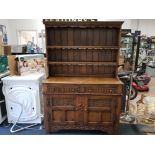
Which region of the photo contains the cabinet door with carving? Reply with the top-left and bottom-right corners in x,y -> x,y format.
45,95 -> 84,126
84,96 -> 117,127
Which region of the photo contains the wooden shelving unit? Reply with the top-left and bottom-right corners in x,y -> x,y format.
43,20 -> 123,134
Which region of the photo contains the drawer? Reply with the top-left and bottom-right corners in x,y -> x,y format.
43,84 -> 123,95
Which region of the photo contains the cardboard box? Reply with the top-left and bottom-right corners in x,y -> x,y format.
0,36 -> 11,55
0,36 -> 4,55
7,55 -> 18,75
7,55 -> 48,76
3,45 -> 11,55
0,47 -> 4,55
0,36 -> 2,46
16,54 -> 47,77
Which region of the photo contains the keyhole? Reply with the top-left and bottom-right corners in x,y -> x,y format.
10,87 -> 13,90
11,107 -> 13,110
29,87 -> 32,89
32,107 -> 35,111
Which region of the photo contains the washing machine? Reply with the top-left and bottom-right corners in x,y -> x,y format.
2,73 -> 45,124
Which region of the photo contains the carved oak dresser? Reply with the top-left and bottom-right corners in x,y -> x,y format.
43,20 -> 123,134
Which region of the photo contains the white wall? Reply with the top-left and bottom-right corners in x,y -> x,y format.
0,19 -> 45,45
137,19 -> 155,36
126,19 -> 139,32
8,19 -> 44,45
0,19 -> 11,44
98,19 -> 138,31
1,19 -> 155,45
122,19 -> 155,36
98,19 -> 155,36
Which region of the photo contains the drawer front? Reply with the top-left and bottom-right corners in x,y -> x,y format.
43,84 -> 122,95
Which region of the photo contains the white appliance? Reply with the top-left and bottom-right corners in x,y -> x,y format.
2,73 -> 45,124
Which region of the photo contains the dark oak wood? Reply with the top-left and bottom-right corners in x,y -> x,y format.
48,62 -> 117,65
47,46 -> 119,49
43,77 -> 122,84
43,21 -> 123,134
43,20 -> 123,28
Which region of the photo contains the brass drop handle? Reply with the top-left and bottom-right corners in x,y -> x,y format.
84,105 -> 87,111
76,103 -> 82,110
88,89 -> 92,92
76,104 -> 86,111
77,103 -> 82,107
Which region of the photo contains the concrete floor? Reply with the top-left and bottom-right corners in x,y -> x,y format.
128,77 -> 155,134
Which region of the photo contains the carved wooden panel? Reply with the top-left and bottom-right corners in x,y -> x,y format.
46,95 -> 85,126
84,96 -> 116,126
49,124 -> 114,134
88,97 -> 112,107
45,84 -> 122,95
43,83 -> 122,133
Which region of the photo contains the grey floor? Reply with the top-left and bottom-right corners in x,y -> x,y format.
0,120 -> 145,135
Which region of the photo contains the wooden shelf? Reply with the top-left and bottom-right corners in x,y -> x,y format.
43,77 -> 122,84
48,61 -> 117,66
47,46 -> 119,50
46,74 -> 115,77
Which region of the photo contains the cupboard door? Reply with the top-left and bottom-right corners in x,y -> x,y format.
84,96 -> 117,127
50,95 -> 76,125
46,95 -> 84,126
